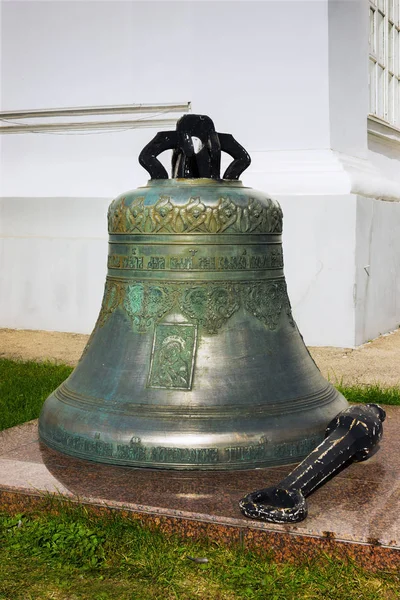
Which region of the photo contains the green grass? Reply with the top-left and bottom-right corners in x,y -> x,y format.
0,359 -> 399,598
0,503 -> 398,600
336,382 -> 400,406
0,358 -> 73,431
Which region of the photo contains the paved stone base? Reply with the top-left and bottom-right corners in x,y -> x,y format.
0,408 -> 399,571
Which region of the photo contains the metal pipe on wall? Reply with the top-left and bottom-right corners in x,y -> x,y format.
0,118 -> 182,134
0,102 -> 191,120
0,102 -> 191,134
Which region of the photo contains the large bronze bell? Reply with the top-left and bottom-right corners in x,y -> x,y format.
39,115 -> 347,470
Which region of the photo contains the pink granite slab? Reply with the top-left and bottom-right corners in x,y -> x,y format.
0,408 -> 399,570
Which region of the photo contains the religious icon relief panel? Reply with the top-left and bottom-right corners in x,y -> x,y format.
147,323 -> 198,390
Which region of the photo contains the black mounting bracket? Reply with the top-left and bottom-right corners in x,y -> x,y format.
239,404 -> 386,523
138,114 -> 251,181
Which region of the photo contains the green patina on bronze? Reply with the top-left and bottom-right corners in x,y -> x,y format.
107,243 -> 283,272
108,194 -> 283,235
92,183 -> 292,340
41,422 -> 322,468
39,116 -> 348,470
96,278 -> 293,335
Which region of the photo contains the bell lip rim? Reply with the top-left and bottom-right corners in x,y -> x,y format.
142,178 -> 246,187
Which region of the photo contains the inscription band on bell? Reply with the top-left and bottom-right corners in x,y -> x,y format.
107,243 -> 284,272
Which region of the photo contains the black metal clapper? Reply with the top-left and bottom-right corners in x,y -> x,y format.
139,114 -> 251,180
240,404 -> 386,523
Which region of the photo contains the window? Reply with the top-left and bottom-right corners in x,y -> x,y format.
369,0 -> 400,127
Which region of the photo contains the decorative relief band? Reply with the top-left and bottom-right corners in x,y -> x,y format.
40,423 -> 321,466
107,245 -> 284,272
108,195 -> 283,235
96,278 -> 295,334
56,381 -> 336,418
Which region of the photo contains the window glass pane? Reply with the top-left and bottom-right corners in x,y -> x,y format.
389,24 -> 394,70
388,73 -> 394,121
395,78 -> 400,126
378,11 -> 386,64
389,0 -> 394,21
377,65 -> 385,117
370,8 -> 376,54
368,2 -> 400,126
369,59 -> 377,115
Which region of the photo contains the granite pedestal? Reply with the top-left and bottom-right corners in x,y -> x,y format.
0,406 -> 399,571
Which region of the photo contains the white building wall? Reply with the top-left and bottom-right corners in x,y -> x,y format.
280,194 -> 357,348
368,134 -> 400,188
1,0 -> 400,346
359,131 -> 400,345
355,195 -> 400,345
1,0 -> 332,198
327,0 -> 369,159
0,197 -> 109,333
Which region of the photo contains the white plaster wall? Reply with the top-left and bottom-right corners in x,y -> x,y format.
0,0 -> 335,341
1,1 -> 331,198
1,1 -> 192,108
1,0 -> 399,347
362,130 -> 400,346
368,136 -> 400,189
0,0 -> 191,198
327,0 -> 369,159
355,196 -> 400,345
188,0 -> 330,152
0,198 -> 109,333
280,194 -> 357,348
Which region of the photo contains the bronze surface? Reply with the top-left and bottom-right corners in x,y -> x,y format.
39,178 -> 347,469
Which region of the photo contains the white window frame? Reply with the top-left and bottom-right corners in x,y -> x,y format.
369,0 -> 400,129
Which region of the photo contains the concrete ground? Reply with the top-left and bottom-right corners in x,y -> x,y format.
0,327 -> 399,387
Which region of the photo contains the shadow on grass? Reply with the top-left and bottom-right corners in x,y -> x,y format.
0,358 -> 73,431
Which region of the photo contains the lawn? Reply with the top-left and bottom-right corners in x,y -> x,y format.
0,502 -> 399,600
0,358 -> 399,599
0,358 -> 73,431
336,381 -> 400,406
